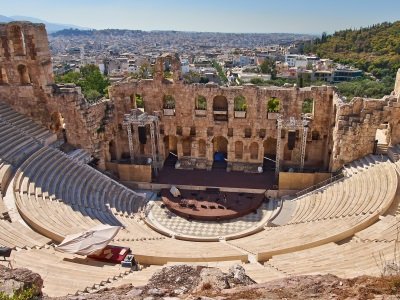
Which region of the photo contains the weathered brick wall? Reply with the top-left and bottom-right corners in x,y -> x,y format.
330,94 -> 400,171
109,65 -> 335,172
0,22 -> 54,125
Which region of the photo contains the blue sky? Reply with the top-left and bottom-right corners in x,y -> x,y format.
2,0 -> 400,34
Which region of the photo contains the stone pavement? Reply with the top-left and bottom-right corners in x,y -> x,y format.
146,199 -> 276,239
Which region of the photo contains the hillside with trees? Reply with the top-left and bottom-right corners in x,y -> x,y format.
304,21 -> 400,79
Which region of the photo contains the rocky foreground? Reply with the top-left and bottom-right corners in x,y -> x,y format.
1,264 -> 400,299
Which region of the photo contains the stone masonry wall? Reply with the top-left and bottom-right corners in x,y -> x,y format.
330,94 -> 400,171
1,22 -> 400,176
109,77 -> 335,172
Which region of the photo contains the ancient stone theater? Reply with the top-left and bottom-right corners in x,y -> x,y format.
1,22 -> 400,297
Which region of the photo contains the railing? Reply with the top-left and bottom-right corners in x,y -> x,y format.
293,172 -> 345,200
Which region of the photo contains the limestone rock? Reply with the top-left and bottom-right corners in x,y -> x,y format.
0,265 -> 43,297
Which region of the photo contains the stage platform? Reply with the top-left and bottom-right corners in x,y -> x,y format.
161,188 -> 265,221
154,166 -> 276,190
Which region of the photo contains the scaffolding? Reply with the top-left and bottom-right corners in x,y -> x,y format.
122,109 -> 162,175
276,115 -> 309,176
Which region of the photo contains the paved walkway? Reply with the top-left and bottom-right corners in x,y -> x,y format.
146,199 -> 276,239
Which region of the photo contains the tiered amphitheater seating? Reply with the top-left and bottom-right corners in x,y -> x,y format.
0,219 -> 50,248
12,145 -> 246,265
286,160 -> 396,224
0,103 -> 54,249
228,159 -> 397,261
351,158 -> 400,243
0,102 -> 56,146
7,248 -> 134,297
388,144 -> 400,162
0,120 -> 44,167
266,240 -> 397,278
343,154 -> 388,176
3,96 -> 400,295
113,238 -> 248,265
13,146 -> 163,242
0,160 -> 12,195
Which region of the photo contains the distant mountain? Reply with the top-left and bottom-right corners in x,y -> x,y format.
0,15 -> 91,33
0,15 -> 15,23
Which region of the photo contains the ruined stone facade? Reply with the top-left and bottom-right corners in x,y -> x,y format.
1,22 -> 399,177
0,22 -> 113,169
109,66 -> 335,172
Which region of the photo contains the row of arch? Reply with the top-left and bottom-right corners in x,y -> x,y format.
163,135 -> 278,161
0,64 -> 30,85
158,94 -> 314,114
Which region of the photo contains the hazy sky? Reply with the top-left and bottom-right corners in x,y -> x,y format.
2,0 -> 400,34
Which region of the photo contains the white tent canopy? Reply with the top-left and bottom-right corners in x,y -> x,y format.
56,224 -> 121,256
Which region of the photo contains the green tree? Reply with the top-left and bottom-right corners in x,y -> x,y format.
259,58 -> 277,79
211,60 -> 228,84
55,64 -> 110,102
250,78 -> 265,85
336,77 -> 394,100
234,95 -> 247,111
267,97 -> 280,112
183,71 -> 201,84
85,89 -> 101,101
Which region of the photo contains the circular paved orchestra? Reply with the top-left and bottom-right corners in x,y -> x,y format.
161,188 -> 265,221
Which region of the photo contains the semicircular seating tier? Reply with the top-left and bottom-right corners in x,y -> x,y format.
0,102 -> 57,249
228,159 -> 398,261
266,166 -> 400,280
7,247 -> 134,297
13,146 -> 164,242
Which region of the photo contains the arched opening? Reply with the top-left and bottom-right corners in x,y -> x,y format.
234,95 -> 247,118
213,95 -> 228,110
198,139 -> 206,157
164,135 -> 178,156
135,94 -> 144,108
263,137 -> 277,157
182,137 -> 192,156
212,136 -> 228,169
163,135 -> 178,166
17,65 -> 30,84
196,95 -> 207,110
213,96 -> 228,121
109,140 -> 117,161
0,67 -> 8,84
267,97 -> 280,119
163,95 -> 175,116
302,98 -> 314,115
9,25 -> 25,56
374,123 -> 390,154
263,137 -> 277,170
163,94 -> 175,109
235,141 -> 244,159
213,95 -> 228,121
250,142 -> 259,160
163,58 -> 173,79
234,95 -> 247,111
